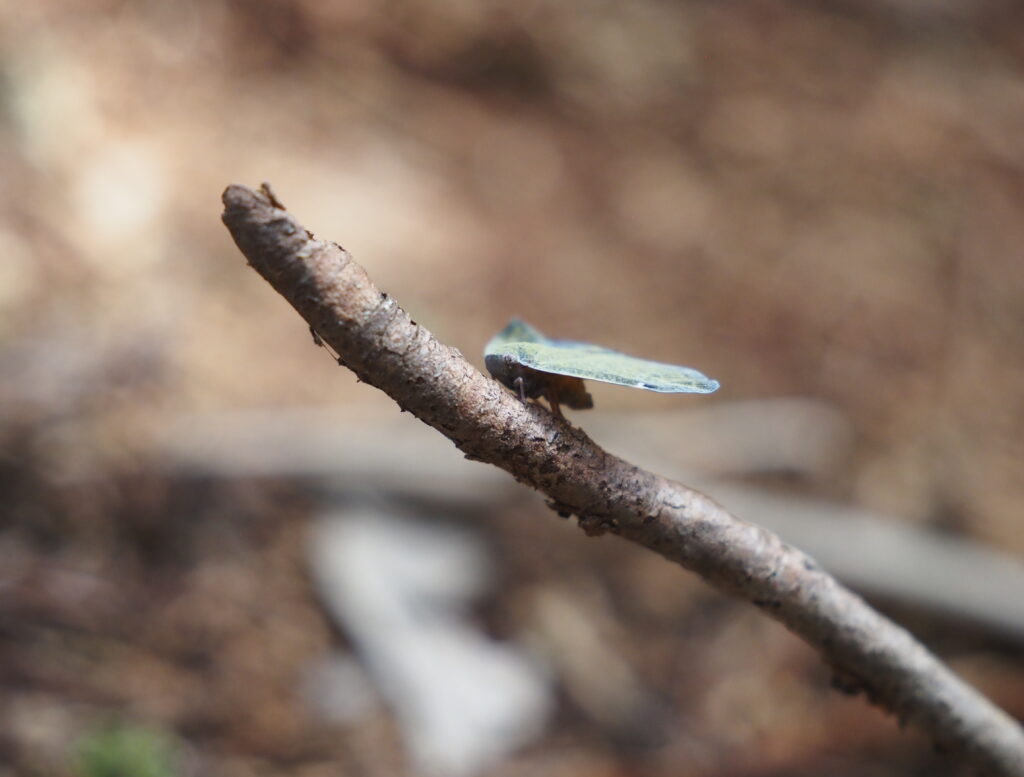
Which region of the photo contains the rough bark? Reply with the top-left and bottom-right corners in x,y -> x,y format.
222,183 -> 1024,776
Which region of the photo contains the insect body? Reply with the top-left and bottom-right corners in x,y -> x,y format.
484,318 -> 719,418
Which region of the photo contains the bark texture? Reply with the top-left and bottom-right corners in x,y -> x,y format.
222,183 -> 1024,776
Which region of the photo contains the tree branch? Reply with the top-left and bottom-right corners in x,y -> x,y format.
221,183 -> 1024,776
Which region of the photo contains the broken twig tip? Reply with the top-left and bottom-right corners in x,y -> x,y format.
260,182 -> 286,210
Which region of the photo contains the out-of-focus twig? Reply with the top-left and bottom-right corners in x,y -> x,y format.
157,408 -> 1024,644
221,183 -> 1024,776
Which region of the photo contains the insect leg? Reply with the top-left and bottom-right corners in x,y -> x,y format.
544,386 -> 564,419
513,376 -> 528,403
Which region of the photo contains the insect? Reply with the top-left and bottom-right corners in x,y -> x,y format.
484,318 -> 719,418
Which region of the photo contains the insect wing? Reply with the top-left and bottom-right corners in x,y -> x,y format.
506,341 -> 720,394
484,318 -> 546,356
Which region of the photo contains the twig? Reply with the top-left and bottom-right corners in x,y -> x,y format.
221,183 -> 1024,776
156,408 -> 1024,643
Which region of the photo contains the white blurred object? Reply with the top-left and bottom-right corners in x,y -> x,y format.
160,402 -> 1024,643
302,653 -> 380,724
308,507 -> 552,777
585,399 -> 850,479
162,408 -> 510,502
702,482 -> 1024,643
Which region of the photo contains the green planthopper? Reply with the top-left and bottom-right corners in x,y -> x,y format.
484,318 -> 719,418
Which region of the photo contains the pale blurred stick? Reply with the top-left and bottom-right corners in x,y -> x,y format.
221,183 -> 1024,776
157,408 -> 1024,643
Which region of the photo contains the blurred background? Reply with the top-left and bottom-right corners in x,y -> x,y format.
2,1 -> 1024,775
